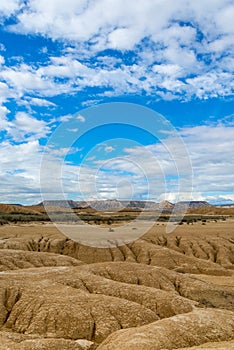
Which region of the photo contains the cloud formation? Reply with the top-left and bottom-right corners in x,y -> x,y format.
1,111 -> 51,142
0,120 -> 233,204
0,1 -> 233,204
0,0 -> 233,102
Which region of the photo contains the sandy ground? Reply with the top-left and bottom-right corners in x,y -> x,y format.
0,218 -> 233,349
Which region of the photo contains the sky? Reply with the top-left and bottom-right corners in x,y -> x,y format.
0,0 -> 233,205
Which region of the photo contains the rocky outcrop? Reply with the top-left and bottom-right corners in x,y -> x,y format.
0,332 -> 95,349
38,200 -> 78,209
0,249 -> 84,271
97,309 -> 234,350
1,234 -> 232,274
177,340 -> 234,349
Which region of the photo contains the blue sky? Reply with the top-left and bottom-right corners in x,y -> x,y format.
0,0 -> 233,205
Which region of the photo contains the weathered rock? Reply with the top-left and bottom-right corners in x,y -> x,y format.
0,249 -> 84,271
82,262 -> 234,310
1,225 -> 233,274
3,284 -> 158,344
0,222 -> 233,350
0,332 -> 95,349
97,309 -> 234,350
177,340 -> 234,349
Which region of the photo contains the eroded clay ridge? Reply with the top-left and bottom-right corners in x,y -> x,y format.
97,308 -> 234,350
0,260 -> 233,348
0,222 -> 233,349
0,224 -> 233,273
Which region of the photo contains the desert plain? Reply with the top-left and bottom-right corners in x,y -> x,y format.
0,213 -> 233,349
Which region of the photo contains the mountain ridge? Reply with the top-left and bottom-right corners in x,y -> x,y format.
37,199 -> 211,211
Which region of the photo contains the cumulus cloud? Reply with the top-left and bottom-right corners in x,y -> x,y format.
0,52 -> 232,103
0,0 -> 232,102
26,97 -> 56,107
0,1 -> 233,204
2,111 -> 51,142
58,115 -> 73,122
0,120 -> 233,204
6,0 -> 233,46
0,105 -> 9,120
0,82 -> 11,103
179,124 -> 234,194
78,123 -> 234,203
0,140 -> 44,203
0,0 -> 22,19
77,115 -> 86,122
0,55 -> 5,65
0,43 -> 6,51
104,145 -> 115,153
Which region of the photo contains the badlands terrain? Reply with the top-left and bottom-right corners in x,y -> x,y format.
0,204 -> 233,349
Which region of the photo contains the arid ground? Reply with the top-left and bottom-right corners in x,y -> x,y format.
0,218 -> 233,349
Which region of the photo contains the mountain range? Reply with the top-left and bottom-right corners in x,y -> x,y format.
38,199 -> 211,211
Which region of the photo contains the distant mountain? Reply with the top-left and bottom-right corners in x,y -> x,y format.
174,201 -> 211,211
158,200 -> 175,209
38,200 -> 78,209
74,199 -> 174,211
36,199 -> 212,212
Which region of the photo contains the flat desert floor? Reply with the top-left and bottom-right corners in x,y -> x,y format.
0,219 -> 233,349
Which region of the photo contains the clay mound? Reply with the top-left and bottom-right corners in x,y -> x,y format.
16,340 -> 95,350
97,308 -> 234,350
2,261 -> 232,315
4,286 -> 158,344
177,340 -> 234,349
188,206 -> 234,215
1,235 -> 230,275
53,268 -> 195,319
24,205 -> 47,213
128,240 -> 231,274
0,263 -> 195,342
0,332 -> 95,350
0,204 -> 40,215
82,262 -> 234,310
146,233 -> 234,269
0,222 -> 234,349
0,249 -> 84,271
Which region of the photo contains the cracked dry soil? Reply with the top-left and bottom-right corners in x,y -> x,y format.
0,219 -> 233,349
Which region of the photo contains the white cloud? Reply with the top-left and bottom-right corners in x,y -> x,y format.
2,111 -> 51,142
0,82 -> 11,104
215,4 -> 234,34
0,120 -> 233,204
0,13 -> 233,104
0,43 -> 6,51
104,145 -> 115,153
0,0 -> 22,19
108,27 -> 143,50
179,124 -> 234,194
58,115 -> 73,122
0,1 -> 232,204
77,114 -> 85,122
0,64 -> 58,95
0,55 -> 5,65
5,1 -> 233,50
0,51 -> 232,103
0,105 -> 9,121
0,140 -> 44,203
0,0 -> 231,102
67,128 -> 79,133
80,122 -> 234,203
27,97 -> 56,107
